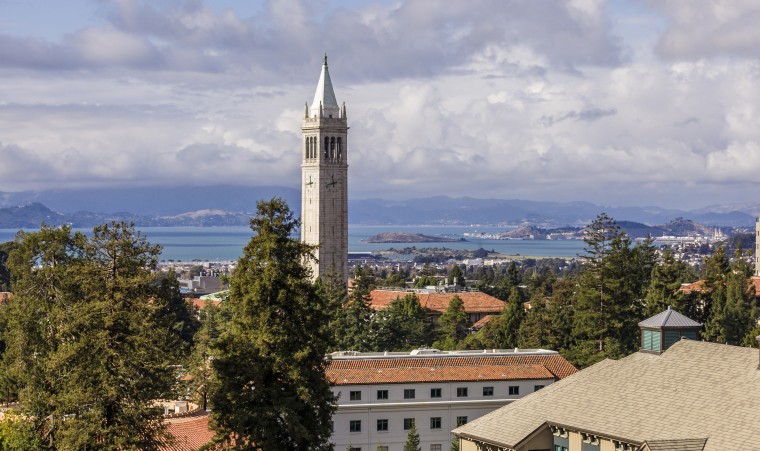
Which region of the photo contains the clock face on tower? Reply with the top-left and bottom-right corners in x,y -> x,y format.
326,174 -> 337,188
305,176 -> 314,187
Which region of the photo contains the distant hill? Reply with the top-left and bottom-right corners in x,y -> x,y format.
0,186 -> 756,228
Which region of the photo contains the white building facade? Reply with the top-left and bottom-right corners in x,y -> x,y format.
327,349 -> 577,451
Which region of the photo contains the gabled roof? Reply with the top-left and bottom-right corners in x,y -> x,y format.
454,340 -> 760,450
369,290 -> 505,314
471,314 -> 494,330
638,306 -> 702,328
310,55 -> 339,117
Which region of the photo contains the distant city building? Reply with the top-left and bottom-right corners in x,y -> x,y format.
301,55 -> 349,282
328,348 -> 576,451
454,309 -> 760,451
756,214 -> 759,276
369,289 -> 505,324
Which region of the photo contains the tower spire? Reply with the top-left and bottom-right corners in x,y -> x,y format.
310,54 -> 339,118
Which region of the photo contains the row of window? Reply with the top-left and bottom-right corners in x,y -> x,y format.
350,445 -> 442,451
347,384 -> 545,401
348,416 -> 468,433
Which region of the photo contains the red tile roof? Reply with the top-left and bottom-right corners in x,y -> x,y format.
369,290 -> 505,314
470,315 -> 494,330
680,276 -> 760,295
327,354 -> 577,385
163,411 -> 215,451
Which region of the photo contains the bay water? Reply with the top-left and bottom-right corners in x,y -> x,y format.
0,225 -> 586,262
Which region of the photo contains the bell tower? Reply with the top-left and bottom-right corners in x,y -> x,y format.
301,55 -> 349,282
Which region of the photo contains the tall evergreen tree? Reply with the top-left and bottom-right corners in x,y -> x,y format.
211,198 -> 335,450
371,294 -> 432,351
433,295 -> 470,349
518,291 -> 550,348
569,213 -> 653,367
2,223 -> 184,449
448,264 -> 465,287
643,249 -> 695,317
704,245 -> 756,345
403,423 -> 421,451
474,287 -> 524,349
330,265 -> 373,351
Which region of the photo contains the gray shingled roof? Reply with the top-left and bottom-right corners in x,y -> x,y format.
453,340 -> 759,450
643,438 -> 707,451
638,306 -> 702,328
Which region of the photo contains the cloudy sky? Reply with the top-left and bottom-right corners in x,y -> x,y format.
1,0 -> 759,210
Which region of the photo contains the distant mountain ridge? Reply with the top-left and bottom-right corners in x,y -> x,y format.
0,186 -> 756,228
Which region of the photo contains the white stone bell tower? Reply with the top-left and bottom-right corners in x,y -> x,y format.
301,55 -> 349,282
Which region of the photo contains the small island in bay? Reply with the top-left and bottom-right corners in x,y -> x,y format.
362,232 -> 466,243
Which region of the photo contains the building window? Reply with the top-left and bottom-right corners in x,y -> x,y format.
349,420 -> 361,433
456,416 -> 468,426
349,391 -> 361,401
404,389 -> 415,399
403,418 -> 415,430
377,419 -> 388,431
483,386 -> 494,396
509,386 -> 520,396
430,445 -> 442,451
430,388 -> 442,398
377,389 -> 388,400
534,385 -> 545,392
430,417 -> 441,429
456,387 -> 468,397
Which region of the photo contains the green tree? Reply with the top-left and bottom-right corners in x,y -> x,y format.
568,213 -> 654,367
187,302 -> 227,411
643,249 -> 695,318
404,423 -> 421,451
0,410 -> 43,450
450,435 -> 460,451
472,287 -> 524,349
0,241 -> 18,292
2,223 -> 183,449
330,265 -> 373,351
371,294 -> 432,351
704,245 -> 756,345
210,198 -> 335,450
518,291 -> 550,348
433,295 -> 470,349
448,264 -> 465,287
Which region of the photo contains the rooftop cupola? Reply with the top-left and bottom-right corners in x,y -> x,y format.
638,306 -> 702,354
310,54 -> 340,118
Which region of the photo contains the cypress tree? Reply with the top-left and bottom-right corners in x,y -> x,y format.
404,423 -> 421,451
434,295 -> 470,349
211,198 -> 335,449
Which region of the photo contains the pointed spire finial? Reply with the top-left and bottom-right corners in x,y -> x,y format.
324,53 -> 328,66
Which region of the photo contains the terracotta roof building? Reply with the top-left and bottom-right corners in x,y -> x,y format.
369,289 -> 505,323
163,410 -> 215,451
454,309 -> 760,451
328,348 -> 576,451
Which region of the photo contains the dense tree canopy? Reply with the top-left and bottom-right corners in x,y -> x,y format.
1,223 -> 190,449
211,198 -> 335,450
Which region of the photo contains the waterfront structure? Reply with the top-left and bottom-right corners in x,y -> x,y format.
328,348 -> 576,451
301,55 -> 349,282
453,309 -> 760,451
369,289 -> 505,324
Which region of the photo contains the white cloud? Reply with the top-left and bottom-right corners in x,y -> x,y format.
0,0 -> 759,210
